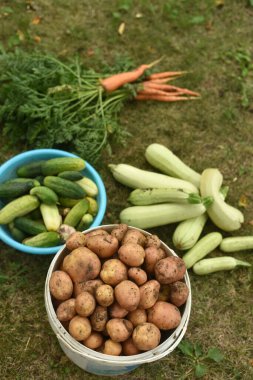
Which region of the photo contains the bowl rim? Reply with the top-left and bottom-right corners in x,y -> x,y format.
0,149 -> 107,254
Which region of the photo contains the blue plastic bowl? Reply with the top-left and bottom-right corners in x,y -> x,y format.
0,149 -> 107,255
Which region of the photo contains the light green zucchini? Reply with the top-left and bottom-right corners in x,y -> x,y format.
145,143 -> 201,188
182,232 -> 223,269
172,213 -> 208,251
220,236 -> 253,252
193,256 -> 251,275
119,203 -> 207,229
128,188 -> 202,206
200,168 -> 244,231
109,164 -> 198,194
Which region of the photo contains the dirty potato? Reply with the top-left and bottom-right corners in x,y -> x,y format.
74,279 -> 104,297
118,243 -> 145,267
114,280 -> 140,311
128,267 -> 147,286
90,306 -> 108,332
69,316 -> 92,341
103,339 -> 122,356
147,301 -> 181,330
144,246 -> 167,274
132,323 -> 161,351
49,270 -> 73,301
62,247 -> 101,283
138,280 -> 160,309
86,234 -> 119,259
75,291 -> 96,317
122,229 -> 146,246
83,332 -> 104,350
100,259 -> 127,286
56,298 -> 76,321
106,318 -> 133,342
95,284 -> 114,307
66,231 -> 86,251
111,224 -> 128,242
154,256 -> 186,284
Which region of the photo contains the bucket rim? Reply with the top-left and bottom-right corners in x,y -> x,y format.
45,224 -> 192,364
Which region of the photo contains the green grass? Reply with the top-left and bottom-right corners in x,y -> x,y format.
1,0 -> 253,379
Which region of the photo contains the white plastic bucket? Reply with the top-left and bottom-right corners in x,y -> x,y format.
45,225 -> 192,376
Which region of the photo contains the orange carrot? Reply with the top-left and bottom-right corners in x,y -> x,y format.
146,71 -> 187,80
100,57 -> 162,92
135,94 -> 197,102
142,81 -> 200,97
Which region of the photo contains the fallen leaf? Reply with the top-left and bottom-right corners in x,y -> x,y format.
248,220 -> 253,226
17,30 -> 25,41
205,20 -> 213,31
86,48 -> 94,57
215,0 -> 224,7
238,194 -> 248,208
33,35 -> 41,43
249,359 -> 253,367
31,15 -> 41,25
118,22 -> 125,35
135,12 -> 143,18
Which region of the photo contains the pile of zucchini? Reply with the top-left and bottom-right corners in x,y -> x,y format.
109,143 -> 252,275
0,157 -> 99,248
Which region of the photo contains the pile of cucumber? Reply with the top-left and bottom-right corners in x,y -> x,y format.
0,157 -> 99,248
109,143 -> 252,275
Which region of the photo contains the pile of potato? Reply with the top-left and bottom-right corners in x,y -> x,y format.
49,225 -> 189,356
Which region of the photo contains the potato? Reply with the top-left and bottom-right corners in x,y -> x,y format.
100,259 -> 127,286
90,306 -> 108,332
168,281 -> 189,307
118,243 -> 145,267
62,247 -> 101,283
109,302 -> 128,318
69,315 -> 92,341
106,318 -> 133,342
154,256 -> 186,284
66,232 -> 86,251
103,339 -> 122,356
86,234 -> 119,259
147,301 -> 181,330
122,338 -> 141,355
144,246 -> 167,274
49,270 -> 73,301
74,279 -> 104,297
139,280 -> 160,309
75,291 -> 96,317
83,332 -> 104,349
114,280 -> 140,311
122,229 -> 146,246
111,224 -> 128,242
132,323 -> 161,351
127,309 -> 147,327
85,229 -> 108,238
128,267 -> 147,286
145,234 -> 161,248
95,284 -> 114,307
56,298 -> 76,321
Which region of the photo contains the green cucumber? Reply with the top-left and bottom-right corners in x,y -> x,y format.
14,217 -> 47,235
40,203 -> 62,231
64,199 -> 89,227
6,178 -> 40,187
0,195 -> 40,224
23,231 -> 61,247
58,197 -> 80,207
0,181 -> 34,198
16,160 -> 44,178
44,176 -> 85,199
30,186 -> 59,204
76,177 -> 98,197
58,171 -> 84,181
8,223 -> 26,242
42,157 -> 85,176
77,213 -> 93,231
86,196 -> 98,216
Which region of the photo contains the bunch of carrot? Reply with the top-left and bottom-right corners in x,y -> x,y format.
100,58 -> 200,102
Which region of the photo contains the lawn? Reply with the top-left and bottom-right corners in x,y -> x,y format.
0,1 -> 253,379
